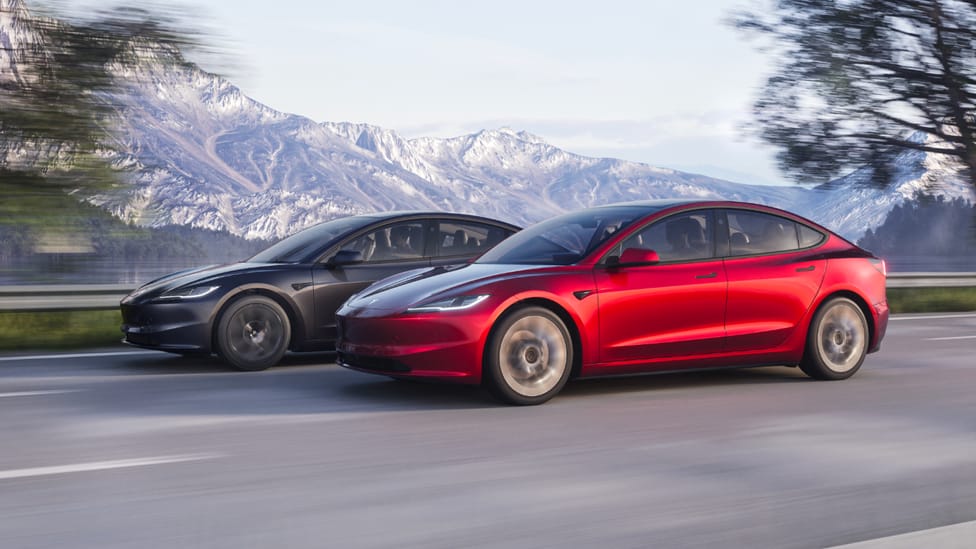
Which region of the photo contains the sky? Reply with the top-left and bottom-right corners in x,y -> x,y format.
73,0 -> 785,185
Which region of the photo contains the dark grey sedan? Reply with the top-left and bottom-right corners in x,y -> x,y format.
120,212 -> 519,370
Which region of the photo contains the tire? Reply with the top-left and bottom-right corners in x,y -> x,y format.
800,297 -> 868,380
484,306 -> 573,405
216,295 -> 291,371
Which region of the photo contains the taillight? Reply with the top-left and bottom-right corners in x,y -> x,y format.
869,258 -> 887,277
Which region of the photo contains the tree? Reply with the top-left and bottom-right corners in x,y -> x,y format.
0,0 -> 204,236
734,0 -> 976,188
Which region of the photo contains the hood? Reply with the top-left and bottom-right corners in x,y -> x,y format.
344,263 -> 547,313
124,262 -> 289,302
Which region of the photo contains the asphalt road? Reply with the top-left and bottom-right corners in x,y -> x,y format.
1,314 -> 974,549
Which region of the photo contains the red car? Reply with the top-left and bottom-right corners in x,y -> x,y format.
336,200 -> 888,405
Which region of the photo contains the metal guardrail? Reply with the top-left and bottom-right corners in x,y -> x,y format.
884,272 -> 976,288
0,284 -> 132,312
0,273 -> 974,312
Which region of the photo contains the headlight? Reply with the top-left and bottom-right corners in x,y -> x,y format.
152,285 -> 221,302
406,294 -> 490,313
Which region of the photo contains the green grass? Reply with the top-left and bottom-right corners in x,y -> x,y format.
0,309 -> 123,351
887,287 -> 976,314
0,287 -> 973,352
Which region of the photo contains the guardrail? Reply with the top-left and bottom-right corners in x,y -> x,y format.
885,272 -> 976,288
0,273 -> 974,312
0,284 -> 132,312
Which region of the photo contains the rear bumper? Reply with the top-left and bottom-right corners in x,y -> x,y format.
868,299 -> 889,353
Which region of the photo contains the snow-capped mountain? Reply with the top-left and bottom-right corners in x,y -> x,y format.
2,0 -> 973,242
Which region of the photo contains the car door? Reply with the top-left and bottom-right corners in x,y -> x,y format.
722,209 -> 827,352
594,209 -> 727,365
311,220 -> 431,342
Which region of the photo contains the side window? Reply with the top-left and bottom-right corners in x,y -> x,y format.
798,224 -> 825,248
341,221 -> 427,263
726,210 -> 800,256
619,211 -> 714,262
435,222 -> 513,257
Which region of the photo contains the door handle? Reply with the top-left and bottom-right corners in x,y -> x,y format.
795,265 -> 816,272
695,272 -> 718,279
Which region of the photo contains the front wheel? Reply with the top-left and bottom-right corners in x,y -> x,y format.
216,295 -> 291,371
484,306 -> 573,405
800,297 -> 868,380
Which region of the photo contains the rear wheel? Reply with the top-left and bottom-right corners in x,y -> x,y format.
484,306 -> 573,405
216,295 -> 290,371
800,297 -> 868,380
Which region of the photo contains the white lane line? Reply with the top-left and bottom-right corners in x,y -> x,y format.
0,351 -> 159,363
0,390 -> 80,398
826,519 -> 976,548
926,335 -> 976,341
0,453 -> 223,481
890,313 -> 976,321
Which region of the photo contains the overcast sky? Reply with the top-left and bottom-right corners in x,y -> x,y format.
72,0 -> 786,185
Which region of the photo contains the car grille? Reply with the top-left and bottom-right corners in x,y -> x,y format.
124,332 -> 154,346
338,352 -> 410,373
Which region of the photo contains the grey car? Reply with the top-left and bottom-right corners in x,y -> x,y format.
120,212 -> 519,370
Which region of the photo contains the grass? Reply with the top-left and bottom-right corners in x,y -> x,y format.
0,287 -> 973,352
887,287 -> 976,314
0,309 -> 123,351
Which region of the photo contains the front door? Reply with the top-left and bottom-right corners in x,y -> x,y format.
312,220 -> 430,342
594,210 -> 727,365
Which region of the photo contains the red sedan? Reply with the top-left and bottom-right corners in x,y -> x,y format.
336,200 -> 888,405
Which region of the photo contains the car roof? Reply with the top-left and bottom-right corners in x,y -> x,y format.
356,210 -> 520,229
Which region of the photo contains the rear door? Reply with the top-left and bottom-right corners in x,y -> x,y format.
429,220 -> 515,268
722,209 -> 827,352
594,209 -> 727,364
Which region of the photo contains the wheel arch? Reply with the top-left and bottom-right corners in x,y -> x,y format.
484,297 -> 584,381
211,288 -> 303,352
809,290 -> 875,352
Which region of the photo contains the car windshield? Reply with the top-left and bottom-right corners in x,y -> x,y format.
249,216 -> 379,263
477,206 -> 652,265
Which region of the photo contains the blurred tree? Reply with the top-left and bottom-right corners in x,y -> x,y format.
734,0 -> 976,189
0,0 -> 203,241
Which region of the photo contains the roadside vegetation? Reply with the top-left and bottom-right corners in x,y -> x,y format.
0,288 -> 974,353
887,287 -> 976,314
0,310 -> 122,351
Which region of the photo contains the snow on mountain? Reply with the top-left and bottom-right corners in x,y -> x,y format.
2,1 -> 973,242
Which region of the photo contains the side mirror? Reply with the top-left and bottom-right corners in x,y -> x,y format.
327,249 -> 364,268
618,248 -> 660,266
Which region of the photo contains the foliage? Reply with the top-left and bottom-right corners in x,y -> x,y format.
0,0 -> 205,234
0,309 -> 123,350
858,196 -> 976,267
734,0 -> 976,188
887,286 -> 976,313
0,199 -> 271,264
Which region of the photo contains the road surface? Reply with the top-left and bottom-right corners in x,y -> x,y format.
1,314 -> 974,548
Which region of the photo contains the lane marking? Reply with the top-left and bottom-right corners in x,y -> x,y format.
890,313 -> 976,321
0,453 -> 222,481
826,519 -> 976,548
0,351 -> 160,363
926,335 -> 976,341
0,390 -> 80,398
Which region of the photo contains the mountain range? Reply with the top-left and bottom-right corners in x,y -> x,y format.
2,0 -> 974,243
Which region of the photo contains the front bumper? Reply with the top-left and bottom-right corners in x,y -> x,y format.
336,312 -> 486,382
120,301 -> 213,353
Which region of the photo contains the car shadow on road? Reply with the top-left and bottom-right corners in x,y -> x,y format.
338,377 -> 497,409
558,365 -> 810,400
113,351 -> 338,375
